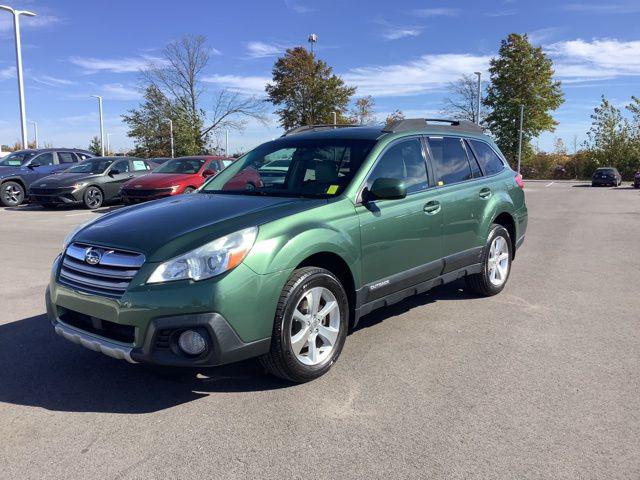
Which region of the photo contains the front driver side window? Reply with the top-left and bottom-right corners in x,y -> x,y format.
365,138 -> 428,195
33,152 -> 54,166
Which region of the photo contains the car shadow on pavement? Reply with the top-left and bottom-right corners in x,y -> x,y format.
0,281 -> 475,414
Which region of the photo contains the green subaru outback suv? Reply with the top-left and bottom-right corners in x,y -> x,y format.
46,119 -> 527,382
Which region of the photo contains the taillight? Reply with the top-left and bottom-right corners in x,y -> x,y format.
515,173 -> 525,189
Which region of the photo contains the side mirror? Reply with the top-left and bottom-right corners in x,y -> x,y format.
202,169 -> 216,177
366,177 -> 406,201
109,169 -> 120,176
27,162 -> 40,169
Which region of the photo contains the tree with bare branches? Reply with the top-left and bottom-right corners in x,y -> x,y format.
130,35 -> 268,155
441,74 -> 487,124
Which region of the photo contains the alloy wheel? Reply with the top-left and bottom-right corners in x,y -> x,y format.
488,236 -> 510,286
2,183 -> 24,206
290,286 -> 340,366
85,187 -> 103,208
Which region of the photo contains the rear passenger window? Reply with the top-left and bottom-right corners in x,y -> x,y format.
468,140 -> 505,176
366,138 -> 428,194
428,137 -> 472,185
464,141 -> 483,178
58,152 -> 76,164
132,160 -> 148,171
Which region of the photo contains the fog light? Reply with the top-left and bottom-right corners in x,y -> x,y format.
178,330 -> 207,356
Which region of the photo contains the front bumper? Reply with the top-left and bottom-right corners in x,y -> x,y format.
120,189 -> 174,204
30,189 -> 82,205
46,255 -> 287,367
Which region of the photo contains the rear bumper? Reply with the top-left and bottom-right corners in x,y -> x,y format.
46,286 -> 271,367
591,179 -> 616,186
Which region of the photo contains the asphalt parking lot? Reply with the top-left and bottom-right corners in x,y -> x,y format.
1,181 -> 639,479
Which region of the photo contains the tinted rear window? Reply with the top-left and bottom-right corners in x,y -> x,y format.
428,137 -> 472,185
468,140 -> 505,176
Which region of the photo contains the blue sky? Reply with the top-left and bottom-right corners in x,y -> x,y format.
1,0 -> 639,153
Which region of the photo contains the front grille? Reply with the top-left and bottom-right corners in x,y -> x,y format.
59,309 -> 135,343
58,243 -> 145,299
122,188 -> 172,197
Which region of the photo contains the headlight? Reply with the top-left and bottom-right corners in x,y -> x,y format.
170,185 -> 181,192
73,182 -> 87,190
147,226 -> 258,284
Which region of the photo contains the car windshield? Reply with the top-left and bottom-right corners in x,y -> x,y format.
154,158 -> 206,174
0,151 -> 36,166
201,138 -> 376,198
65,158 -> 115,174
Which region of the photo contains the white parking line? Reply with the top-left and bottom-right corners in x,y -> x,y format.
65,212 -> 96,217
545,182 -> 554,187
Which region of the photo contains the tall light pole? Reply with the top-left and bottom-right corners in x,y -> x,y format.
91,95 -> 105,156
308,33 -> 318,54
0,5 -> 36,149
473,71 -> 481,125
225,129 -> 229,156
106,133 -> 112,156
517,104 -> 524,175
29,120 -> 37,148
167,119 -> 174,158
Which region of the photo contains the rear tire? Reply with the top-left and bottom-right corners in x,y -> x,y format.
0,181 -> 25,207
466,224 -> 512,297
182,187 -> 195,194
260,267 -> 349,383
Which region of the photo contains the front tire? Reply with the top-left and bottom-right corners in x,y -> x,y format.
83,186 -> 104,209
182,187 -> 196,194
466,224 -> 512,297
0,181 -> 25,207
260,267 -> 349,383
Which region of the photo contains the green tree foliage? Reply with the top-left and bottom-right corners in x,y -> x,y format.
122,85 -> 197,158
484,34 -> 564,166
266,47 -> 356,130
350,96 -> 377,125
88,136 -> 102,156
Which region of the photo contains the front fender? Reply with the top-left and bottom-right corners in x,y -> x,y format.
244,221 -> 361,287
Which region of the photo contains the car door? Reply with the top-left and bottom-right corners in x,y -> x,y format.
103,160 -> 134,199
53,151 -> 78,173
21,152 -> 57,188
425,136 -> 486,272
356,137 -> 443,302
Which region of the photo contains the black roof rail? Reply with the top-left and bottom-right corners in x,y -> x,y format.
281,123 -> 360,137
382,118 -> 484,134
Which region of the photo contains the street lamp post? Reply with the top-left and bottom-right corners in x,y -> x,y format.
0,5 -> 36,149
167,119 -> 174,158
91,95 -> 105,156
225,129 -> 229,156
473,71 -> 481,125
106,133 -> 112,156
29,120 -> 37,148
517,104 -> 524,175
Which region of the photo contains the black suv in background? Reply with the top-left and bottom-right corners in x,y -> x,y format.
591,167 -> 622,187
0,148 -> 94,207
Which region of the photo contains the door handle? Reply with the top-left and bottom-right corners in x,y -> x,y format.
479,188 -> 492,199
423,201 -> 441,215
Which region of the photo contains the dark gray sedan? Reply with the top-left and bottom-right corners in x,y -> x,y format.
29,157 -> 155,209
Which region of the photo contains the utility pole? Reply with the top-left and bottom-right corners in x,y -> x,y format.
106,133 -> 112,156
0,5 -> 36,149
517,105 -> 524,175
225,129 -> 229,156
167,119 -> 174,158
29,120 -> 38,148
91,95 -> 105,156
308,33 -> 317,55
473,71 -> 481,124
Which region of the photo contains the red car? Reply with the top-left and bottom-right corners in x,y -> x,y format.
120,156 -> 233,205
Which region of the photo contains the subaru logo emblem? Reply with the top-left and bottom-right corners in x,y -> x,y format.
84,249 -> 101,265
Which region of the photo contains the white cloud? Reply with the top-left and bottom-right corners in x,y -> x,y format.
284,0 -> 314,14
0,66 -> 16,80
548,39 -> 640,81
246,41 -> 287,58
382,27 -> 422,41
343,53 -> 490,97
527,27 -> 561,45
562,2 -> 640,14
485,9 -> 518,17
32,75 -> 75,87
0,14 -> 61,33
99,83 -> 141,100
202,74 -> 270,95
412,8 -> 460,17
69,55 -> 166,74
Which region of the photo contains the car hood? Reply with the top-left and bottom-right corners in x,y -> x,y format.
31,173 -> 102,187
123,173 -> 196,189
74,193 -> 326,262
